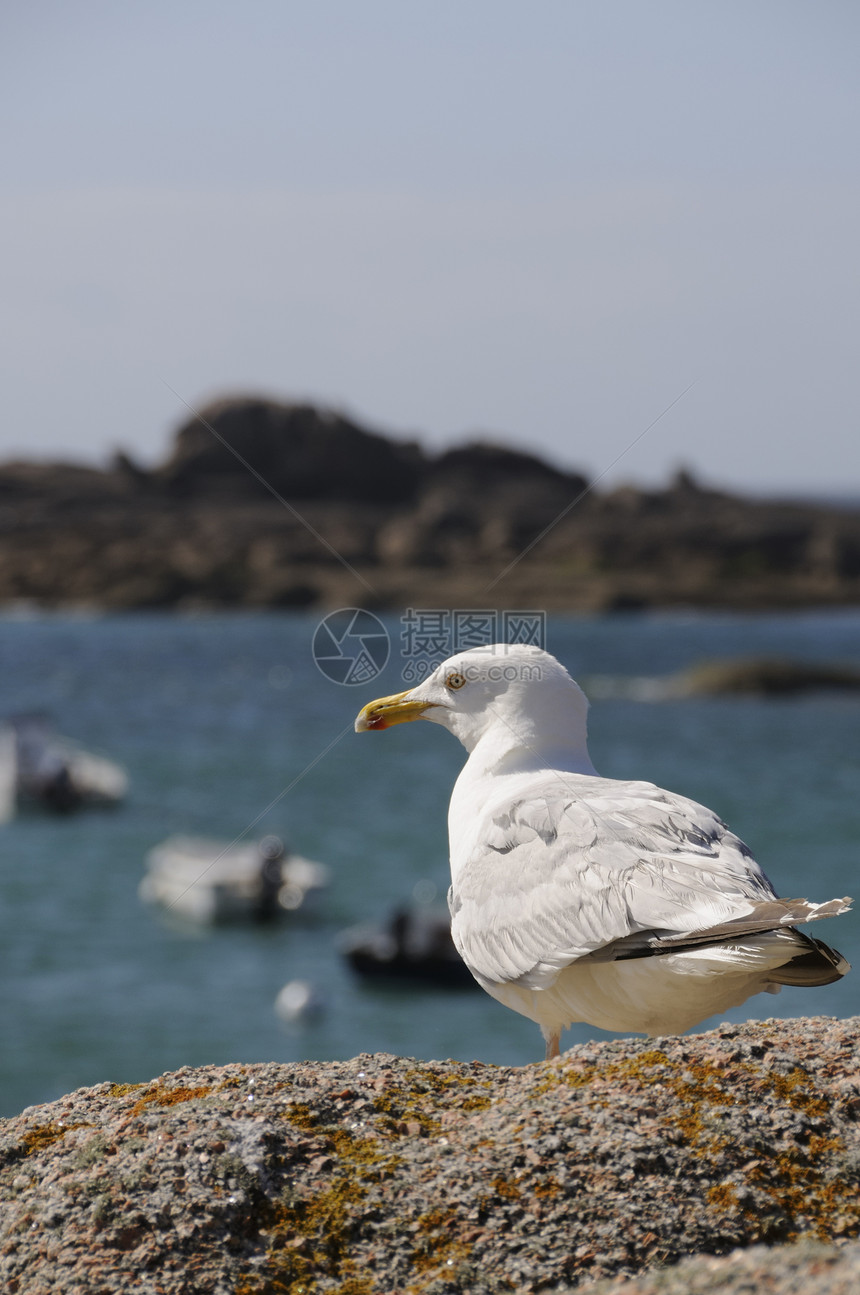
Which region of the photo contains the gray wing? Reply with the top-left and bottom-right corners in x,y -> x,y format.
448,775 -> 843,990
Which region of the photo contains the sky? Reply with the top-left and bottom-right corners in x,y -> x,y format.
2,1 -> 859,495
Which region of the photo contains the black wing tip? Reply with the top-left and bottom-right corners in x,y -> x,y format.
767,935 -> 851,988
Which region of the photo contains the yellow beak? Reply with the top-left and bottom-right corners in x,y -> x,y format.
354,689 -> 435,732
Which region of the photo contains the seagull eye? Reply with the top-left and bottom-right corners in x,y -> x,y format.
446,671 -> 467,691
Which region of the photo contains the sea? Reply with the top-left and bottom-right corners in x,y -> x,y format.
2,609 -> 859,1118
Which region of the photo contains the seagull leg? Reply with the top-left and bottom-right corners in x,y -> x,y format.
544,1031 -> 561,1061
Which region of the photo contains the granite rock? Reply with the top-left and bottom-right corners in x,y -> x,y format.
2,1016 -> 858,1294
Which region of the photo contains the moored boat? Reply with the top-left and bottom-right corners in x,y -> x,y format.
2,714 -> 128,815
338,902 -> 477,989
139,833 -> 330,924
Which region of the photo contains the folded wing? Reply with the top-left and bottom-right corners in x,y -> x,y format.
449,773 -> 851,990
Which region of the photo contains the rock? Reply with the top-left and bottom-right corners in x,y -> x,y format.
1,1016 -> 859,1294
1,396 -> 860,610
586,1238 -> 860,1295
156,396 -> 425,505
427,439 -> 585,492
376,439 -> 590,566
675,658 -> 860,696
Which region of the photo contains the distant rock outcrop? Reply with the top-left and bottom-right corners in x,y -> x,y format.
673,657 -> 860,697
0,394 -> 858,610
157,398 -> 426,505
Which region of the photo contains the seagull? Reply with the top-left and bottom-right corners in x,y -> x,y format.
355,643 -> 851,1060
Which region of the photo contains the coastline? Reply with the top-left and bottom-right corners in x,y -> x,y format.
1,398 -> 859,613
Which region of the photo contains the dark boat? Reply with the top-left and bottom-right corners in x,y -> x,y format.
338,903 -> 478,989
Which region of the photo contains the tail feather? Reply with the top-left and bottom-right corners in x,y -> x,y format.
643,896 -> 852,953
592,895 -> 853,974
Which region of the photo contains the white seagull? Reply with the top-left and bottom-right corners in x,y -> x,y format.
355,644 -> 851,1060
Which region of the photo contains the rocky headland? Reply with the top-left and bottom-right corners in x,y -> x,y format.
1,1015 -> 859,1294
2,395 -> 859,611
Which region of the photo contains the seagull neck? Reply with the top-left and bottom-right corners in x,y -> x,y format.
463,725 -> 596,780
448,727 -> 596,875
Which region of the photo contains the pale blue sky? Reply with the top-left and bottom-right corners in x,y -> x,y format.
2,2 -> 859,493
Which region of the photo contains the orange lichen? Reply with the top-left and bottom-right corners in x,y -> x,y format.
707,1182 -> 740,1211
409,1205 -> 473,1277
532,1175 -> 561,1199
130,1083 -> 212,1115
236,1174 -> 371,1292
21,1121 -> 91,1155
491,1176 -> 523,1202
107,1082 -> 145,1098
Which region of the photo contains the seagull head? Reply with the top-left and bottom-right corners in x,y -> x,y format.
355,643 -> 594,767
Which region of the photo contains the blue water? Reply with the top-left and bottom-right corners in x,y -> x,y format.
2,610 -> 859,1117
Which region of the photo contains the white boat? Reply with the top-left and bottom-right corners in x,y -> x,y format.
2,714 -> 128,815
0,725 -> 16,823
139,833 -> 330,924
